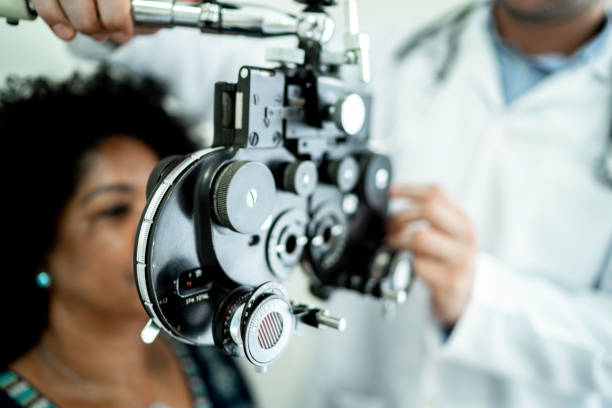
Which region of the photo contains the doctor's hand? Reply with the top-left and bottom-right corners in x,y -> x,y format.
385,185 -> 477,326
31,0 -> 134,43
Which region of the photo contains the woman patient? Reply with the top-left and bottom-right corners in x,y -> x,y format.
0,67 -> 253,408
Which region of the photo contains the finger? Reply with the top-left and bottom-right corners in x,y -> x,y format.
413,256 -> 447,288
134,27 -> 160,35
385,219 -> 403,236
390,185 -> 474,241
97,0 -> 134,43
389,183 -> 431,198
388,201 -> 470,242
31,0 -> 76,41
386,227 -> 465,265
390,185 -> 455,210
58,0 -> 104,35
390,184 -> 459,218
385,212 -> 426,236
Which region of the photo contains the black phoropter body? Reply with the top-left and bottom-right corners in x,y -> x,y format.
133,0 -> 415,370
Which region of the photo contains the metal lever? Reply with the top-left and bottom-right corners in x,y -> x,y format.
0,0 -> 35,23
132,0 -> 299,37
318,0 -> 370,82
315,311 -> 347,331
292,303 -> 347,331
343,0 -> 370,83
140,319 -> 161,344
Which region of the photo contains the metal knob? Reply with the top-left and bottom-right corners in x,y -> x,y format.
330,93 -> 367,136
359,153 -> 392,213
243,295 -> 294,367
327,156 -> 359,192
213,161 -> 277,234
379,251 -> 413,304
283,160 -> 318,197
369,248 -> 414,306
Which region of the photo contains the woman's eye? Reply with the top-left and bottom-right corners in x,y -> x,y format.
99,203 -> 131,218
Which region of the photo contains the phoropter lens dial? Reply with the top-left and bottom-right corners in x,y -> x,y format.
242,294 -> 294,367
307,201 -> 348,273
266,209 -> 309,279
212,282 -> 295,369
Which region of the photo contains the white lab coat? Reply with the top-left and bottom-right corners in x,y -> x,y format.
301,5 -> 612,408
69,5 -> 612,406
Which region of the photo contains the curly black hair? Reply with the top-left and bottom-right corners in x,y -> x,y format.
0,65 -> 199,367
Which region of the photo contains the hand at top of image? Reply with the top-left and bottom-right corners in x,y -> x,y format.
31,0 -> 133,42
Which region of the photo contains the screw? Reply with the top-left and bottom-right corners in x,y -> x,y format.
248,132 -> 259,146
273,132 -> 282,145
375,168 -> 390,190
246,188 -> 258,208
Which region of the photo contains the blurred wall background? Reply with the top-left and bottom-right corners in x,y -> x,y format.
0,0 -> 466,406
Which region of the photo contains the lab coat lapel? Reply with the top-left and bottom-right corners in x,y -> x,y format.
507,49 -> 612,117
404,7 -> 506,200
503,27 -> 612,154
457,6 -> 506,115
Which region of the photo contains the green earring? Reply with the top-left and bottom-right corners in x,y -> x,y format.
36,271 -> 51,289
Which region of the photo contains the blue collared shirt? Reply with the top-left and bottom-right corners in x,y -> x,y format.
488,12 -> 611,105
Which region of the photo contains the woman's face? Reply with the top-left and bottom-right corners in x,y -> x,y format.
46,135 -> 159,318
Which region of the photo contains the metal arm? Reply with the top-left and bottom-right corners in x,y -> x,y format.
0,0 -> 35,24
132,0 -> 299,37
2,0 -> 370,82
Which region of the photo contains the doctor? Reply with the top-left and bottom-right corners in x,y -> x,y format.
301,0 -> 612,406
26,0 -> 612,406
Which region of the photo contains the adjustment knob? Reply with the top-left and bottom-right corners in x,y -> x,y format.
330,93 -> 366,136
240,282 -> 294,368
359,154 -> 392,213
371,249 -> 414,304
327,156 -> 359,192
212,288 -> 251,356
213,161 -> 277,234
283,161 -> 318,197
266,209 -> 309,279
243,295 -> 294,367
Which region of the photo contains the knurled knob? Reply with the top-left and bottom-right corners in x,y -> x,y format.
359,153 -> 392,212
283,160 -> 318,197
327,156 -> 359,193
213,161 -> 277,234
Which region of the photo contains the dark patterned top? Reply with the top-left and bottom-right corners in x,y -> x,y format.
0,343 -> 253,408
